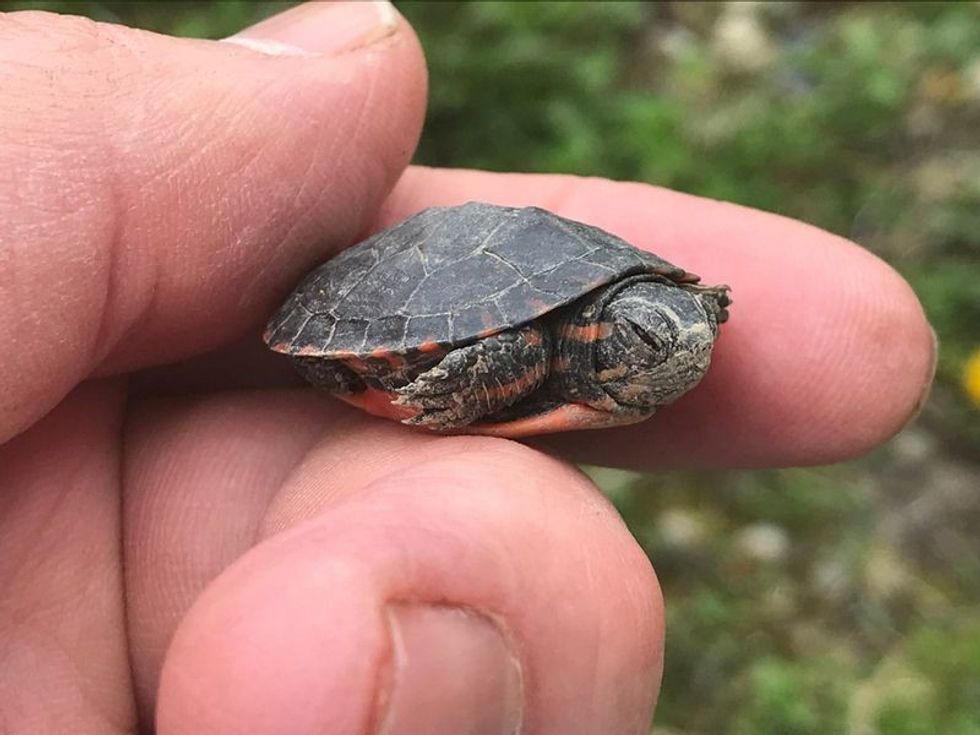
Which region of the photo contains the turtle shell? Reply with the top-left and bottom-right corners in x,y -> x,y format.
265,202 -> 696,357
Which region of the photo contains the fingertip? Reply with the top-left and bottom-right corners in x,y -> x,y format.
157,438 -> 664,734
709,216 -> 937,466
818,253 -> 936,459
686,210 -> 939,467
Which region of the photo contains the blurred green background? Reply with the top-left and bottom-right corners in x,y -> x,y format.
12,1 -> 979,732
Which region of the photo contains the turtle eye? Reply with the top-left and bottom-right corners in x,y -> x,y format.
593,307 -> 673,380
626,317 -> 665,354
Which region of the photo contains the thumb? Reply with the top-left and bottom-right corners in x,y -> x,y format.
0,2 -> 426,442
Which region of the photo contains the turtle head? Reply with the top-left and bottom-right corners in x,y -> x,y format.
562,279 -> 730,414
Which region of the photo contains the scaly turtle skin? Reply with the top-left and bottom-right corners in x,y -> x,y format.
264,202 -> 731,437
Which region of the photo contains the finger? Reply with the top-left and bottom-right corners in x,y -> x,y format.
377,167 -> 936,469
121,392 -> 663,734
0,2 -> 426,443
0,381 -> 134,733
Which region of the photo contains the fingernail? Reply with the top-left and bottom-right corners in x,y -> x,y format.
382,604 -> 524,735
225,0 -> 400,56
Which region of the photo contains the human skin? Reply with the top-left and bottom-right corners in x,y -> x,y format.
0,3 -> 935,734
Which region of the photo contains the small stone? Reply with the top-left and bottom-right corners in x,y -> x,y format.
964,56 -> 980,106
732,523 -> 790,564
864,545 -> 911,600
712,4 -> 775,72
889,426 -> 937,466
812,558 -> 853,602
656,508 -> 709,551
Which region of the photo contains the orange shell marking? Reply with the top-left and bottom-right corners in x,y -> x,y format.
418,340 -> 443,354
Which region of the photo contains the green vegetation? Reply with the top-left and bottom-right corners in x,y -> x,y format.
9,2 -> 979,732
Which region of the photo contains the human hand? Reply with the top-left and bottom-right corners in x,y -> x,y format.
0,3 -> 934,734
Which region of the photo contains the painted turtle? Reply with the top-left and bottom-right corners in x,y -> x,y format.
264,202 -> 730,437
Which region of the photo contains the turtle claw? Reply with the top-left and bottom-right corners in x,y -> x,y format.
395,395 -> 472,431
401,409 -> 461,430
392,383 -> 466,431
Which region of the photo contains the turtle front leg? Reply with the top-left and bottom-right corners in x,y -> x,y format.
394,323 -> 551,431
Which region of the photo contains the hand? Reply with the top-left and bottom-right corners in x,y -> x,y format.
0,3 -> 934,734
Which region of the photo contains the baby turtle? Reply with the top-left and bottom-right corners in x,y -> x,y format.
265,202 -> 730,437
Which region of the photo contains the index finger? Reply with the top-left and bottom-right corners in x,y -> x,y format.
379,167 -> 935,470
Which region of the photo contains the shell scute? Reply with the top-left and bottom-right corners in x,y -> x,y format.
406,314 -> 452,341
452,302 -> 507,343
406,251 -> 517,315
365,314 -> 409,348
483,207 -> 592,274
